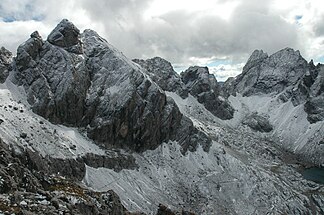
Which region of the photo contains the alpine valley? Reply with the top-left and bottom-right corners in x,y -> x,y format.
0,19 -> 323,214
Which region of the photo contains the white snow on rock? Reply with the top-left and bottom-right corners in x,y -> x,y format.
83,138 -> 320,214
0,81 -> 105,159
227,93 -> 324,164
166,91 -> 323,165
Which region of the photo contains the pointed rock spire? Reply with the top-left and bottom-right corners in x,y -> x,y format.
47,19 -> 83,54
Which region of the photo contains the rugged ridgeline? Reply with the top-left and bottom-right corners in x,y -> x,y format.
133,58 -> 234,120
223,48 -> 324,164
223,48 -> 324,123
0,19 -> 323,214
12,19 -> 210,153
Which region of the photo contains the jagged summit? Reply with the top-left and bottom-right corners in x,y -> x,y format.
180,66 -> 235,120
133,56 -> 188,98
47,19 -> 83,54
224,47 -> 308,96
11,19 -> 210,153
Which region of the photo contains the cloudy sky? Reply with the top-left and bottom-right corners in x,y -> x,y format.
1,0 -> 324,81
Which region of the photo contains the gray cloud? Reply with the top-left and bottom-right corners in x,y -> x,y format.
78,0 -> 301,66
0,0 -> 322,80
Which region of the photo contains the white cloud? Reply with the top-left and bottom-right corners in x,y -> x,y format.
0,20 -> 52,53
209,63 -> 245,82
1,0 -> 324,81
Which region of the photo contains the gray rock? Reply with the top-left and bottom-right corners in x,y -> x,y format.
242,112 -> 273,132
304,95 -> 324,123
0,47 -> 12,83
224,48 -> 308,96
0,137 -> 143,214
133,57 -> 188,98
12,22 -> 210,154
14,35 -> 90,125
224,48 -> 324,124
181,66 -> 234,120
47,19 -> 83,54
80,152 -> 137,172
81,29 -> 183,151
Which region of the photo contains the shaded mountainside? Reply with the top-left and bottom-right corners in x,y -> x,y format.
0,19 -> 323,214
222,47 -> 324,165
12,19 -> 210,154
133,58 -> 234,120
0,137 -> 135,215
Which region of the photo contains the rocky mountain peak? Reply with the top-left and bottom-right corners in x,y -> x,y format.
224,47 -> 308,96
181,66 -> 217,91
11,20 -> 211,154
133,57 -> 188,98
181,66 -> 234,120
47,19 -> 83,54
242,49 -> 268,72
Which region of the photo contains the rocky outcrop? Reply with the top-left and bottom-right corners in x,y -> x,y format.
276,60 -> 324,123
133,57 -> 188,98
0,138 -> 138,215
242,112 -> 273,132
14,27 -> 90,126
80,152 -> 138,172
12,19 -> 210,153
156,204 -> 196,215
224,48 -> 308,96
0,47 -> 12,83
303,63 -> 324,123
181,66 -> 234,120
47,19 -> 83,54
224,48 -> 324,124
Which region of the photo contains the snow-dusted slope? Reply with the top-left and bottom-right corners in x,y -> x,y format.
83,92 -> 324,214
227,93 -> 324,164
0,81 -> 105,159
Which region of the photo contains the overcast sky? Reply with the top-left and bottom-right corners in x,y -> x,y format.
1,0 -> 324,81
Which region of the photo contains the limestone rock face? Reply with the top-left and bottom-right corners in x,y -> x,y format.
133,57 -> 188,98
12,20 -> 210,153
224,48 -> 308,96
0,47 -> 13,83
181,66 -> 234,120
47,19 -> 83,54
14,30 -> 89,126
0,138 -> 136,215
224,48 -> 324,124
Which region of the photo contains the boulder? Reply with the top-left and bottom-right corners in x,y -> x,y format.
242,112 -> 273,133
